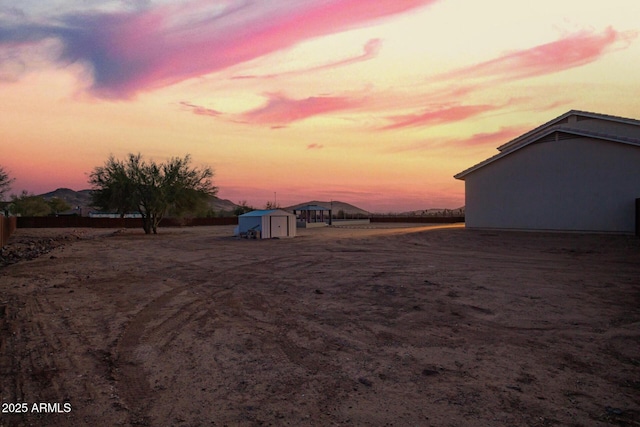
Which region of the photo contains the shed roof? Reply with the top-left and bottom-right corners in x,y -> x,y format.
239,209 -> 294,217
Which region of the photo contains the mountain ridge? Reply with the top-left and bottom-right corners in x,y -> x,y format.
37,188 -> 241,213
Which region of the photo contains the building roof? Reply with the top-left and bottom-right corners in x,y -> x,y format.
293,205 -> 331,211
455,110 -> 640,180
496,110 -> 640,152
239,209 -> 294,217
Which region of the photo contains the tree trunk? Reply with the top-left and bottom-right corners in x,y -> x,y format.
152,213 -> 161,234
142,215 -> 151,234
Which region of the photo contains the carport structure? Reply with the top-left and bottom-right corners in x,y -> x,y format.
292,205 -> 332,228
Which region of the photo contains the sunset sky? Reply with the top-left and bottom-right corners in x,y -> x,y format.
1,0 -> 639,212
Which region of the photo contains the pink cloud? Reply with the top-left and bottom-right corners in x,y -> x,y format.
312,37 -> 383,70
381,104 -> 496,131
179,101 -> 221,117
237,93 -> 365,126
452,126 -> 531,147
233,38 -> 383,80
180,82 -> 484,128
389,125 -> 530,153
437,27 -> 636,82
1,0 -> 438,98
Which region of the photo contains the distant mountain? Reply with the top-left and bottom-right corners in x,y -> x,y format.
207,196 -> 240,212
38,188 -> 240,214
40,188 -> 93,209
286,200 -> 370,216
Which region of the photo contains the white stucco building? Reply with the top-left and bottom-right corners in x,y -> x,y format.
455,110 -> 640,234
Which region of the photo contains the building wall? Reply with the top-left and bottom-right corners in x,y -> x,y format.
465,137 -> 640,233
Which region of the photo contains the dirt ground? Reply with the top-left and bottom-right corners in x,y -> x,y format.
1,224 -> 639,427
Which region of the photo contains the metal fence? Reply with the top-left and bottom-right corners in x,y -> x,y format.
0,216 -> 17,247
16,216 -> 238,229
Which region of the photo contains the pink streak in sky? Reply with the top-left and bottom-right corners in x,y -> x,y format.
237,93 -> 365,126
452,126 -> 532,147
232,38 -> 383,80
10,0 -> 438,98
436,27 -> 636,83
391,126 -> 531,153
381,104 -> 497,131
179,101 -> 222,117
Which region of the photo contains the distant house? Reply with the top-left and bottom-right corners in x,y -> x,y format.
455,110 -> 640,234
89,211 -> 142,219
237,209 -> 296,239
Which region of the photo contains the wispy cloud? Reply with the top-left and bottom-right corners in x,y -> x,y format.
233,38 -> 383,80
373,29 -> 629,131
237,92 -> 365,127
179,101 -> 221,117
390,126 -> 531,153
453,126 -> 532,147
381,104 -> 497,131
435,27 -> 636,83
181,27 -> 617,130
0,0 -> 438,98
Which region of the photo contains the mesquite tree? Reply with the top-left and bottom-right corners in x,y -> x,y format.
90,154 -> 216,234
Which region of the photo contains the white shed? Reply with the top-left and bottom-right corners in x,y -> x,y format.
455,110 -> 640,234
238,209 -> 296,239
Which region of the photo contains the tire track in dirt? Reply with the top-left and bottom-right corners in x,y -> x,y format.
115,283 -> 198,424
241,253 -> 365,424
0,293 -> 116,426
105,234 -> 437,423
113,253 -> 311,425
0,295 -> 25,405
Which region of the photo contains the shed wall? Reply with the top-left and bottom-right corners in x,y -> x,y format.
464,137 -> 640,233
238,216 -> 262,234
